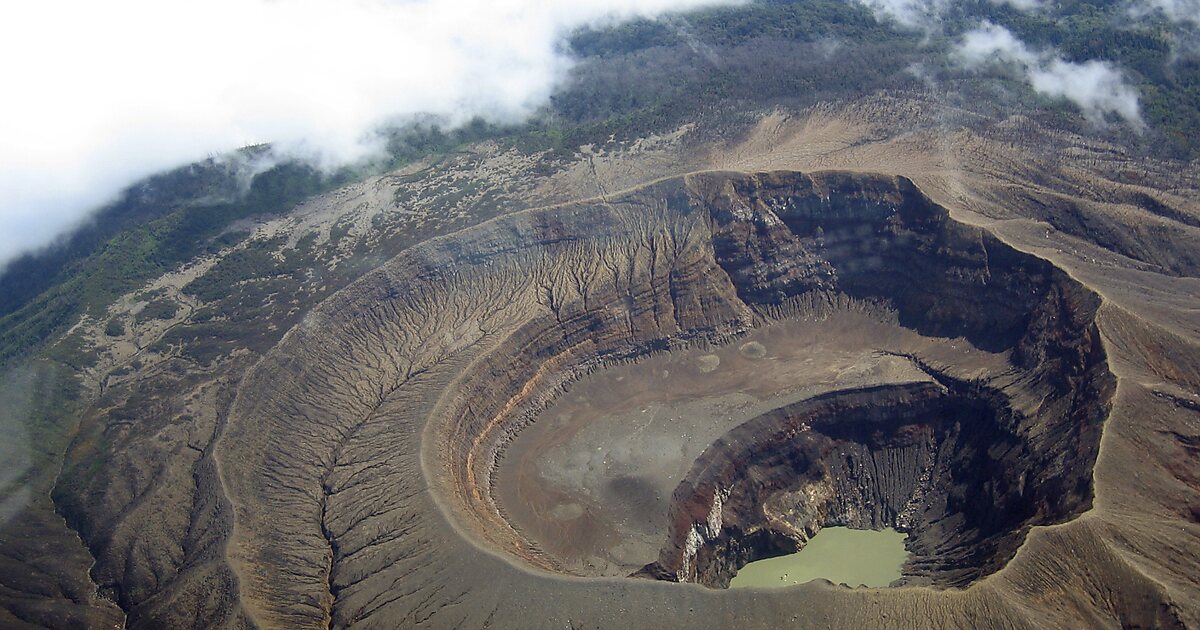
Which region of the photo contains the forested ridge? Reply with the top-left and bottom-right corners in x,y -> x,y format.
1,0 -> 1195,366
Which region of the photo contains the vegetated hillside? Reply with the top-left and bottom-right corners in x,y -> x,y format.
3,0 -> 1197,369
548,0 -> 1199,154
0,125 -> 501,366
34,157 -> 1192,628
0,0 -> 1198,628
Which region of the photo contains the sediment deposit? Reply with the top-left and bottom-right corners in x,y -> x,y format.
211,170 -> 1131,627
7,102 -> 1199,629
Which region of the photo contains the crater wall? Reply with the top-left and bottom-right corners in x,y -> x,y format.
211,170 -> 1118,628
426,171 -> 1113,585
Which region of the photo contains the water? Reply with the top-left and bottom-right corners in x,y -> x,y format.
729,527 -> 908,589
495,316 -> 946,578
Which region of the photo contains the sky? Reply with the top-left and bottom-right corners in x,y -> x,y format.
0,0 -> 741,268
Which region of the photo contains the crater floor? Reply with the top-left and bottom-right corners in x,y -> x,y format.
496,312 -> 1006,579
21,152 -> 1198,630
200,169 -> 1132,628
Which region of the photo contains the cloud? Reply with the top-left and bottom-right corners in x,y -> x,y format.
857,0 -> 948,28
987,0 -> 1044,12
1028,60 -> 1144,125
957,21 -> 1038,66
860,0 -> 1040,32
1130,0 -> 1200,23
0,0 -> 740,267
955,22 -> 1143,128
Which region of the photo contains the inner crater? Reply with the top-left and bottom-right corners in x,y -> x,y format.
429,170 -> 1115,590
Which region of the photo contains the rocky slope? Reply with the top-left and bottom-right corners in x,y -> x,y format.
1,100 -> 1197,629
218,169 -> 1126,627
633,172 -> 1114,590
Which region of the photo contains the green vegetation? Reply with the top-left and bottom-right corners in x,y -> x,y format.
0,361 -> 87,497
135,298 -> 179,323
0,119 -> 527,366
182,239 -> 283,302
383,117 -> 514,167
2,0 -> 1197,368
0,159 -> 334,365
557,0 -> 1197,155
103,318 -> 125,338
520,0 -> 924,154
940,0 -> 1200,156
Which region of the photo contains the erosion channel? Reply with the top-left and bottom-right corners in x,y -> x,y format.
451,171 -> 1114,589
217,170 -> 1115,626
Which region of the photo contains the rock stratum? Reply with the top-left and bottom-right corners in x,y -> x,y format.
182,171 -> 1139,626
3,104 -> 1199,629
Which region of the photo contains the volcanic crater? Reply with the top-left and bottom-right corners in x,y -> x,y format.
212,169 -> 1119,626
435,170 -> 1115,588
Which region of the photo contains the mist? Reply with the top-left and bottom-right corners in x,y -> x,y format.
0,0 -> 741,268
1134,0 -> 1200,22
956,22 -> 1143,127
857,0 -> 949,28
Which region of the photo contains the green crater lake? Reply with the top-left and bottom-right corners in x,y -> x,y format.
729,527 -> 909,589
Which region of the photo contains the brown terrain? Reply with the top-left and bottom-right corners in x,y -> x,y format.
1,96 -> 1199,629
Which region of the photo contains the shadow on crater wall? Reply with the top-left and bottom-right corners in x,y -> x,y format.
436,171 -> 1113,590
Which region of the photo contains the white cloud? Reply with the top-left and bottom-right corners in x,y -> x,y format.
858,0 -> 948,28
1029,59 -> 1144,125
860,0 -> 1041,32
988,0 -> 1044,12
0,0 -> 739,267
1130,0 -> 1200,23
957,22 -> 1038,66
956,22 -> 1144,128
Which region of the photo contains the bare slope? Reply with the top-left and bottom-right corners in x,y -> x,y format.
213,171 -> 1162,628
3,99 -> 1197,629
